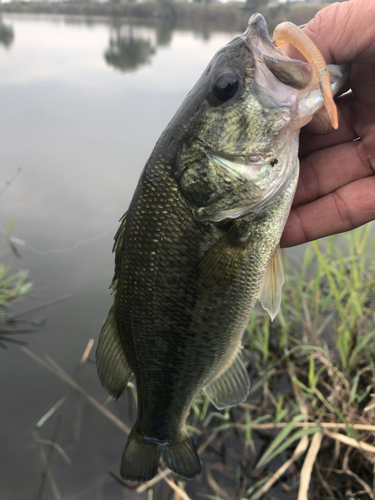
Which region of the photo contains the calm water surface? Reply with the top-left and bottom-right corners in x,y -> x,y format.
0,13 -> 295,499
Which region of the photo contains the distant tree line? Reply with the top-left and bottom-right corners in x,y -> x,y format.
190,0 -> 268,6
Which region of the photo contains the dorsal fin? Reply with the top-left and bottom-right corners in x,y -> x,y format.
110,212 -> 127,294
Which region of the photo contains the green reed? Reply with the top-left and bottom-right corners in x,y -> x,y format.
237,222 -> 375,499
0,262 -> 32,312
0,251 -> 33,348
247,222 -> 375,369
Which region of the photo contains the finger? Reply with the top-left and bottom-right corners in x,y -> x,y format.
299,92 -> 357,157
281,176 -> 375,248
299,65 -> 375,156
303,0 -> 375,65
304,108 -> 336,136
294,138 -> 375,208
350,64 -> 375,136
302,75 -> 351,136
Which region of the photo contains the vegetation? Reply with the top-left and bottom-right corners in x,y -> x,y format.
25,223 -> 375,499
237,222 -> 375,499
0,260 -> 33,348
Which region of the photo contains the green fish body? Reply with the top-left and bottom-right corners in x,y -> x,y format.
97,13 -> 347,482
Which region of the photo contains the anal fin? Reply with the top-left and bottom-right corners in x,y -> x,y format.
204,349 -> 250,410
96,306 -> 132,400
259,245 -> 285,321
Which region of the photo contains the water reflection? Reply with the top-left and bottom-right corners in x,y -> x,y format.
104,23 -> 156,72
0,17 -> 14,48
155,17 -> 173,47
103,18 -> 175,72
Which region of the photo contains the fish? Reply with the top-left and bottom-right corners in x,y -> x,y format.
97,13 -> 348,482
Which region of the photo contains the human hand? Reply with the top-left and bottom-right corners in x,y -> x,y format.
281,0 -> 375,248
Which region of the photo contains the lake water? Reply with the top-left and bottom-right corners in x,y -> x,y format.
0,12 -> 308,500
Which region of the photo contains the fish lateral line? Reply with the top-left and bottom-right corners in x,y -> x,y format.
273,21 -> 339,130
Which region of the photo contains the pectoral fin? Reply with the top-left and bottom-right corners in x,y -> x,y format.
259,245 -> 285,321
96,306 -> 133,400
190,230 -> 246,291
204,349 -> 250,409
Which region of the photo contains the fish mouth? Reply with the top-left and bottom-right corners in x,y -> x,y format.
242,13 -> 313,92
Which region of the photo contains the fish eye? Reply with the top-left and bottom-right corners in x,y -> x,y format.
212,73 -> 240,102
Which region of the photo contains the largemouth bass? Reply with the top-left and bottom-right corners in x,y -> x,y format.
97,13 -> 347,482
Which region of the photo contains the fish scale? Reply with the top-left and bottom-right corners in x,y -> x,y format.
96,13 -> 348,482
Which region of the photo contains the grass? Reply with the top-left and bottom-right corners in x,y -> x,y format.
238,221 -> 375,499
19,222 -> 375,500
0,257 -> 33,348
0,216 -> 33,348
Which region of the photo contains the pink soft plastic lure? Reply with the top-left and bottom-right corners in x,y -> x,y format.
273,22 -> 339,129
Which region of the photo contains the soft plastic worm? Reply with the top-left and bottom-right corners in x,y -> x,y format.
273,22 -> 339,129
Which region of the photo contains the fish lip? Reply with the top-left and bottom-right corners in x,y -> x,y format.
247,13 -> 269,37
243,13 -> 274,49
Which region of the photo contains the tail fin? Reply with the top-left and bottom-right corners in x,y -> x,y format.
120,428 -> 202,482
161,434 -> 202,479
120,428 -> 162,482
